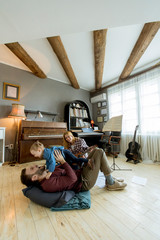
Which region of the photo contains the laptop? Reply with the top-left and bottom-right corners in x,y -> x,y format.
82,128 -> 94,133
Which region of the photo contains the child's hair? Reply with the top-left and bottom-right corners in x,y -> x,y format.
30,140 -> 44,152
63,131 -> 76,149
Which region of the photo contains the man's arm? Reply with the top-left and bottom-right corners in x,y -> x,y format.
41,151 -> 78,192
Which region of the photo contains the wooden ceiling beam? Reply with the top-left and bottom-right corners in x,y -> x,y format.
92,62 -> 160,95
119,21 -> 160,81
5,42 -> 46,78
94,29 -> 107,90
47,36 -> 80,89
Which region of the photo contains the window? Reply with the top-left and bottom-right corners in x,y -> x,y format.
108,84 -> 138,134
107,70 -> 160,135
139,79 -> 160,133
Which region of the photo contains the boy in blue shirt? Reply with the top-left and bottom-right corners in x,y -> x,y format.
30,141 -> 90,179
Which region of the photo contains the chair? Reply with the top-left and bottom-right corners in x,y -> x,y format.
100,115 -> 132,171
100,131 -> 132,171
109,131 -> 121,156
99,131 -> 121,157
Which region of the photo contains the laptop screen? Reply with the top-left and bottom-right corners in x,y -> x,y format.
82,128 -> 93,133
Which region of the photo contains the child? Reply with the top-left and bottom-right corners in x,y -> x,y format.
30,141 -> 91,179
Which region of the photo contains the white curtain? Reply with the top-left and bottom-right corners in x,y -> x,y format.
107,68 -> 160,162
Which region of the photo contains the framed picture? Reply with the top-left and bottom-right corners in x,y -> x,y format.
102,101 -> 107,107
97,102 -> 101,108
3,82 -> 20,101
101,108 -> 107,115
97,109 -> 100,115
103,116 -> 108,122
97,116 -> 103,123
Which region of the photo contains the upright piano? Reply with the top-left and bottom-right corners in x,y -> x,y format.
18,120 -> 67,163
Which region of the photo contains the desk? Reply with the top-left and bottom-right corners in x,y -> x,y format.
74,131 -> 103,146
0,127 -> 5,166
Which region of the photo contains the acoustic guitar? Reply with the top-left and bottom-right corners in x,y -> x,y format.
125,125 -> 141,164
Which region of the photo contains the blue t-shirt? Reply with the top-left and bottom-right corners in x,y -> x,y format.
43,146 -> 65,172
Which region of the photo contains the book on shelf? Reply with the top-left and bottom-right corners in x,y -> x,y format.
70,108 -> 74,117
70,107 -> 88,119
79,119 -> 84,127
78,109 -> 83,117
76,118 -> 79,127
73,108 -> 77,117
83,109 -> 88,118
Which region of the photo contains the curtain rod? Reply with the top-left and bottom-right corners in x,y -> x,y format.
93,62 -> 160,93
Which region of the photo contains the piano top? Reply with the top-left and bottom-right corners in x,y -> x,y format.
20,120 -> 67,140
21,120 -> 67,129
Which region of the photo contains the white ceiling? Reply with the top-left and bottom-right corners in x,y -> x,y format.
0,0 -> 160,91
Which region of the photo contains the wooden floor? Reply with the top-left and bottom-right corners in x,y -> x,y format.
1,157 -> 160,240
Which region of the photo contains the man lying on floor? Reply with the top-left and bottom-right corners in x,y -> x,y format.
21,148 -> 127,193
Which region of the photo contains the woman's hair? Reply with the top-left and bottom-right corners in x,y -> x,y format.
30,140 -> 44,152
63,131 -> 75,149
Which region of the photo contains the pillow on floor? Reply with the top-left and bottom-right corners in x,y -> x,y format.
51,190 -> 91,211
22,186 -> 75,208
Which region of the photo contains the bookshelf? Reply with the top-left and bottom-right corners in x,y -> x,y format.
64,100 -> 91,131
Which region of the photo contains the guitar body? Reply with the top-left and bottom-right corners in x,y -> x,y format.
125,125 -> 141,164
125,142 -> 141,164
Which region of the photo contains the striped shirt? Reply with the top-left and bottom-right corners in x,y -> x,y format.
68,137 -> 89,157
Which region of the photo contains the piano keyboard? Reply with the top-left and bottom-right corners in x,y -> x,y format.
77,132 -> 103,137
28,134 -> 63,138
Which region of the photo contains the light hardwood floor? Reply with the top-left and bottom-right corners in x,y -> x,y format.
0,157 -> 160,240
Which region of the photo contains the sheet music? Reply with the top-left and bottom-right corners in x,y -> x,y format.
132,176 -> 147,186
102,115 -> 123,132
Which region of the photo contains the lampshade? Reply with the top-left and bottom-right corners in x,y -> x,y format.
8,104 -> 26,119
102,115 -> 123,132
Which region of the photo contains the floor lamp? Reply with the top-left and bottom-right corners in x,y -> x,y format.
102,115 -> 132,171
8,104 -> 26,163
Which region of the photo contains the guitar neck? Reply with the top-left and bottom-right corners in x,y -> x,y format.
131,126 -> 138,152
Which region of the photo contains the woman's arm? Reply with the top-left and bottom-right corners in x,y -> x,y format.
64,149 -> 88,163
69,138 -> 89,154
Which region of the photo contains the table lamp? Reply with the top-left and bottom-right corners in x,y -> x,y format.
8,104 -> 26,162
91,120 -> 94,129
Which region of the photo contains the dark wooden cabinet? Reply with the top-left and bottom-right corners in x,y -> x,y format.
64,100 -> 103,146
64,100 -> 91,131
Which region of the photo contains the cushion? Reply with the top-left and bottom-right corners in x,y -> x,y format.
22,186 -> 75,208
50,191 -> 91,211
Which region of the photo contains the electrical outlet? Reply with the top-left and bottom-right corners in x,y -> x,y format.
9,144 -> 14,149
